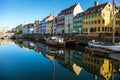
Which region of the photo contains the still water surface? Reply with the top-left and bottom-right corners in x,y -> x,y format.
0,40 -> 120,80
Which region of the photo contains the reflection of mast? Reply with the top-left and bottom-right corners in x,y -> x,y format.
93,75 -> 98,80
50,60 -> 56,80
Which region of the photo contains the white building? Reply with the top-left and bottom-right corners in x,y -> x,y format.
0,27 -> 9,38
64,3 -> 83,34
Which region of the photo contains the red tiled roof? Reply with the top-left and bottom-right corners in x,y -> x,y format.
59,3 -> 78,15
85,2 -> 109,15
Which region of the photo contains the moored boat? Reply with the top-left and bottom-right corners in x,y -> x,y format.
88,40 -> 120,52
45,36 -> 65,47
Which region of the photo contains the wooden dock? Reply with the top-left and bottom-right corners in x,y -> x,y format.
85,46 -> 120,55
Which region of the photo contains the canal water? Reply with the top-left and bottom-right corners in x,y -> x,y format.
0,39 -> 120,80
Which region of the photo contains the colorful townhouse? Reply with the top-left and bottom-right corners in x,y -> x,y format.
82,1 -> 113,36
64,3 -> 83,35
34,20 -> 41,34
41,14 -> 54,35
56,11 -> 65,35
46,20 -> 53,35
73,12 -> 83,35
56,3 -> 83,35
22,24 -> 28,35
115,10 -> 120,35
27,23 -> 34,34
46,17 -> 57,35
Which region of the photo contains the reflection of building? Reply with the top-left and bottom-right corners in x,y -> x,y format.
82,53 -> 120,80
13,40 -> 120,79
56,49 -> 83,75
0,39 -> 9,45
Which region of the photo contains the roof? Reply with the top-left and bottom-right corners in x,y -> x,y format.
58,3 -> 78,15
84,2 -> 109,15
74,12 -> 84,18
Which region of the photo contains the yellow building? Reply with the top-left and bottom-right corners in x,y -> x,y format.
82,1 -> 114,36
46,20 -> 53,35
115,11 -> 120,35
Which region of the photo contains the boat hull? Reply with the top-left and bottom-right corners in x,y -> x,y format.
88,42 -> 120,52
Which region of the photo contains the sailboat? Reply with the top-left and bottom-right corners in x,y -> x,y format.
88,0 -> 120,52
45,0 -> 65,47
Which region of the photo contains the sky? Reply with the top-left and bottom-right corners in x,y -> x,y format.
0,0 -> 120,29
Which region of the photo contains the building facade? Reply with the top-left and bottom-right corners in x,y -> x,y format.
34,20 -> 41,34
56,13 -> 65,35
0,27 -> 9,38
56,3 -> 83,35
82,2 -> 113,36
41,14 -> 54,35
64,3 -> 83,35
115,10 -> 120,36
46,20 -> 53,35
73,12 -> 83,35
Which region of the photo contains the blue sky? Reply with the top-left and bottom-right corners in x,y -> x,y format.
0,0 -> 120,29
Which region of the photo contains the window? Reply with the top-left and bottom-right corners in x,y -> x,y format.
105,27 -> 107,32
102,19 -> 105,24
98,13 -> 101,17
85,11 -> 88,15
98,19 -> 101,24
97,8 -> 101,12
91,10 -> 94,13
92,21 -> 93,25
110,27 -> 112,31
92,14 -> 95,18
103,13 -> 105,17
98,27 -> 100,32
102,27 -> 104,31
95,20 -> 97,24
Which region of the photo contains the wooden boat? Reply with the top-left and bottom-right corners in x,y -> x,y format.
88,40 -> 120,52
88,0 -> 120,52
46,36 -> 65,47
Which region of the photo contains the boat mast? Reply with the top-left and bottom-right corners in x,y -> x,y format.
112,0 -> 115,44
52,0 -> 55,36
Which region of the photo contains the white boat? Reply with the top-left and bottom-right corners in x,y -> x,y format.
88,40 -> 120,52
88,0 -> 120,52
45,36 -> 65,47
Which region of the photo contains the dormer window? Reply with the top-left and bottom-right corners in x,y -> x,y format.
91,10 -> 94,13
69,10 -> 70,13
97,8 -> 101,12
85,11 -> 87,15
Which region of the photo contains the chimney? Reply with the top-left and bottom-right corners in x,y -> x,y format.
94,1 -> 98,6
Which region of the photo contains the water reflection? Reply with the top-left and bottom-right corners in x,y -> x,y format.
0,39 -> 9,45
13,40 -> 120,80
